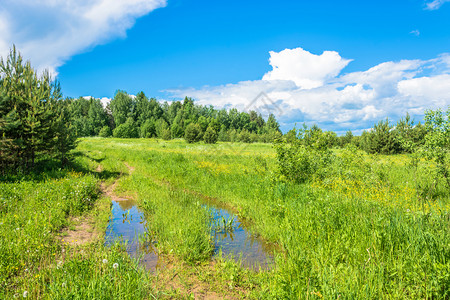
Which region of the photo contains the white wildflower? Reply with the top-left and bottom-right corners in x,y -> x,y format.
102,259 -> 108,264
23,291 -> 28,298
113,263 -> 118,269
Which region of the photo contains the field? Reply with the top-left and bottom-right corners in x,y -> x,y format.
1,138 -> 449,299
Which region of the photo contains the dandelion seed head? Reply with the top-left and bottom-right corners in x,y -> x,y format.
113,263 -> 118,269
23,291 -> 28,298
102,259 -> 108,264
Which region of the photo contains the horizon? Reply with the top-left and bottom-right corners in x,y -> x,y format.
1,0 -> 449,134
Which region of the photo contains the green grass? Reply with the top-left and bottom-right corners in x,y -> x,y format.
0,168 -> 155,299
2,137 -> 449,299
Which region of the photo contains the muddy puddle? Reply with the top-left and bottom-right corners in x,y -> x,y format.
105,199 -> 164,273
105,198 -> 274,272
207,205 -> 274,270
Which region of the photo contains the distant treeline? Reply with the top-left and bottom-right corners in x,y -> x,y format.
277,108 -> 449,188
0,46 -> 281,171
285,113 -> 430,155
1,46 -> 447,172
72,91 -> 282,144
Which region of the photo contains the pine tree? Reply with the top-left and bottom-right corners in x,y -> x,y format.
53,99 -> 78,166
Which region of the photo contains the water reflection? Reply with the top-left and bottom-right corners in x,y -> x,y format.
105,200 -> 164,273
208,206 -> 274,270
105,198 -> 274,272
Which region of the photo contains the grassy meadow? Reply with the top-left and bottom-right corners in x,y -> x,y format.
1,137 -> 449,299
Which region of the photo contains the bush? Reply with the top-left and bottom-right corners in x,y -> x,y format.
274,137 -> 334,183
184,123 -> 203,143
238,129 -> 251,143
203,126 -> 218,144
98,126 -> 112,137
361,119 -> 401,154
161,128 -> 172,140
113,118 -> 138,138
140,119 -> 156,138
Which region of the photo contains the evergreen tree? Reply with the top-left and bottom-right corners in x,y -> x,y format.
362,119 -> 401,154
53,99 -> 77,166
203,125 -> 218,144
184,123 -> 202,143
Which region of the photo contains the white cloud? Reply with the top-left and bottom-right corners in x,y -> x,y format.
410,30 -> 420,36
0,0 -> 166,75
425,0 -> 450,10
167,47 -> 450,133
398,74 -> 450,106
262,48 -> 352,89
100,97 -> 112,108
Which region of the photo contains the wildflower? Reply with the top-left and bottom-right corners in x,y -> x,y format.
57,261 -> 63,269
102,259 -> 108,264
23,291 -> 28,298
24,268 -> 29,272
62,282 -> 66,288
113,263 -> 119,269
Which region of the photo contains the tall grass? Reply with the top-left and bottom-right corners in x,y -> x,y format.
75,138 -> 449,299
3,137 -> 447,298
0,169 -> 155,299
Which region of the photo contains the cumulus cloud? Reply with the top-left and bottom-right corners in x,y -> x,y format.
425,0 -> 450,10
262,47 -> 352,89
0,0 -> 166,74
167,47 -> 450,134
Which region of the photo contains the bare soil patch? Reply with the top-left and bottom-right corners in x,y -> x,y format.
60,216 -> 98,246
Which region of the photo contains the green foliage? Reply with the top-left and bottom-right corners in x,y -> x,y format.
203,126 -> 218,144
98,125 -> 112,137
274,131 -> 334,183
70,97 -> 109,137
78,138 -> 449,299
361,118 -> 401,154
238,129 -> 251,143
0,46 -> 76,169
420,107 -> 450,187
109,91 -> 133,127
155,118 -> 171,140
184,123 -> 203,143
53,99 -> 78,166
112,117 -> 138,138
395,112 -> 427,153
139,119 -> 155,138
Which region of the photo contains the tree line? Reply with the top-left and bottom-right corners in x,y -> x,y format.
278,108 -> 449,190
0,47 -> 282,171
285,113 -> 431,155
72,90 -> 282,144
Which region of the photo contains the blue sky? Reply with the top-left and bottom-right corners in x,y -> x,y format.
1,0 -> 449,133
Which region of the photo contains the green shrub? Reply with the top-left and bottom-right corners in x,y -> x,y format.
184,123 -> 203,143
361,119 -> 401,154
98,126 -> 112,137
203,126 -> 218,144
140,119 -> 156,138
113,118 -> 138,138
